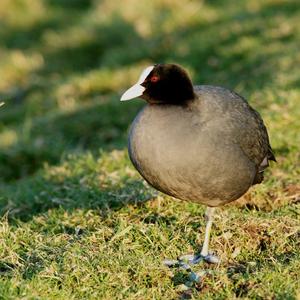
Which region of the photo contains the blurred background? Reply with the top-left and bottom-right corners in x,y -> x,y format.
0,0 -> 299,183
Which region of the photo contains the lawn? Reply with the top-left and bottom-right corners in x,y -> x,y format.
0,0 -> 299,299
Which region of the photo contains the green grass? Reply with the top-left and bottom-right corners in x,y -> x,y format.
0,0 -> 299,299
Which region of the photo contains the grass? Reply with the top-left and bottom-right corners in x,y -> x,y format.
0,0 -> 299,299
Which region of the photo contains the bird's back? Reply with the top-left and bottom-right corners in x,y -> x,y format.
194,85 -> 275,181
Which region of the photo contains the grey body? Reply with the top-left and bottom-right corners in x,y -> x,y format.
128,85 -> 273,207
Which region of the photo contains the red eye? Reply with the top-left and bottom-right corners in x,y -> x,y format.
150,75 -> 159,83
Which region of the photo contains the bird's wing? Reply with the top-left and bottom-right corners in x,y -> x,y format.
194,86 -> 276,174
241,104 -> 275,166
225,93 -> 276,185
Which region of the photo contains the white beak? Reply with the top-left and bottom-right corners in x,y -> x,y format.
120,65 -> 154,101
120,84 -> 145,101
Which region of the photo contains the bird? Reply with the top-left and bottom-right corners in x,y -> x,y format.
120,63 -> 276,265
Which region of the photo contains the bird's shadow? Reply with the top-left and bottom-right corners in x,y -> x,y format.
1,165 -> 156,223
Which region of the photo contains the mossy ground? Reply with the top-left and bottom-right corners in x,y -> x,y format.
0,0 -> 299,299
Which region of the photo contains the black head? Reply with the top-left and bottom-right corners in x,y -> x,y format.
121,64 -> 195,105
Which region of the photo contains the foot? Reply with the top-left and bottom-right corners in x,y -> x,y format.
179,253 -> 220,264
163,253 -> 220,287
163,253 -> 220,267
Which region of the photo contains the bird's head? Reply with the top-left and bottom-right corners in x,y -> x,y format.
121,64 -> 195,105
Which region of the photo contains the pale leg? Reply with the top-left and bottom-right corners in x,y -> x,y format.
199,207 -> 219,264
200,207 -> 215,256
164,206 -> 219,267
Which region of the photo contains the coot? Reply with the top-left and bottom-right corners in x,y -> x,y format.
121,64 -> 275,264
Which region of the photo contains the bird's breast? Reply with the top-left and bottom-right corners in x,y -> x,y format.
128,105 -> 256,206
